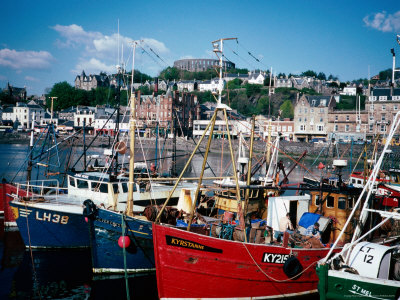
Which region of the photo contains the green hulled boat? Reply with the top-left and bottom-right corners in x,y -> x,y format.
317,242 -> 400,300
318,108 -> 400,300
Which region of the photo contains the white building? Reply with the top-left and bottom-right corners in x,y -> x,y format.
198,79 -> 224,92
2,102 -> 45,128
193,119 -> 251,138
341,86 -> 357,96
248,72 -> 266,85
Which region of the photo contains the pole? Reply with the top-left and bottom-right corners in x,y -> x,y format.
27,112 -> 35,182
187,110 -> 217,231
126,41 -> 138,217
83,119 -> 86,171
155,111 -> 218,222
50,97 -> 57,123
244,116 -> 255,215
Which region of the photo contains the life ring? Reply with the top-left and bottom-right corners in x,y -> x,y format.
283,256 -> 303,279
114,141 -> 127,155
83,199 -> 97,219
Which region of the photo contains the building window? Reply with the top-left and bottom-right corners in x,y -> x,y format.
381,125 -> 386,132
382,105 -> 386,111
381,114 -> 386,121
318,125 -> 323,131
346,115 -> 349,121
334,125 -> 338,131
299,118 -> 302,122
345,125 -> 349,132
335,115 -> 338,121
320,118 -> 323,122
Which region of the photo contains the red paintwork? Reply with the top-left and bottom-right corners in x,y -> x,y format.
350,171 -> 389,184
1,183 -> 31,225
153,223 -> 339,299
376,184 -> 400,207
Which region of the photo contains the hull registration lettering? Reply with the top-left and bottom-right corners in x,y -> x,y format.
35,211 -> 69,224
262,253 -> 289,264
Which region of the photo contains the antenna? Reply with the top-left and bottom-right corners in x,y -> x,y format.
211,37 -> 237,108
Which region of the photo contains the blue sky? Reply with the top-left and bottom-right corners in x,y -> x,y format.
1,0 -> 400,95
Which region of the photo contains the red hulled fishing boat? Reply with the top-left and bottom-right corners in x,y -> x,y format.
153,223 -> 334,299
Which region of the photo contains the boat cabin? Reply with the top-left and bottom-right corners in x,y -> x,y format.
309,189 -> 360,244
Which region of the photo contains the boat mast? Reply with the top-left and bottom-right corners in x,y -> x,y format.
27,112 -> 35,182
155,38 -> 242,230
126,41 -> 138,217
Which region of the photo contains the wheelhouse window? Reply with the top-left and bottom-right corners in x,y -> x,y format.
326,196 -> 335,208
314,194 -> 320,206
77,179 -> 89,189
348,196 -> 354,209
338,197 -> 346,210
99,183 -> 108,193
69,177 -> 75,187
121,182 -> 128,193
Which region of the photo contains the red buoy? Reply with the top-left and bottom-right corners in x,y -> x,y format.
118,236 -> 131,248
84,217 -> 88,223
318,162 -> 325,170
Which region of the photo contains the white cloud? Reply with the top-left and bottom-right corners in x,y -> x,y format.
0,48 -> 53,70
53,24 -> 169,59
52,24 -> 103,48
52,24 -> 170,76
24,76 -> 39,82
363,10 -> 400,32
72,58 -> 116,74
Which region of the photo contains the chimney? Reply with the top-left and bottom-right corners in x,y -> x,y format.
154,77 -> 158,93
391,48 -> 396,88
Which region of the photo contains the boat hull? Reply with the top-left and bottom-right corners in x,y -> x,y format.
153,223 -> 334,299
1,183 -> 31,227
89,207 -> 155,275
9,201 -> 89,248
317,264 -> 400,300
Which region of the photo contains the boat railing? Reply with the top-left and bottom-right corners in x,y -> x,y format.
15,179 -> 68,199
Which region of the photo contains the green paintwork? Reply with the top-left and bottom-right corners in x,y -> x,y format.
317,265 -> 400,300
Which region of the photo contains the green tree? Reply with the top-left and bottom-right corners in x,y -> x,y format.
279,100 -> 294,119
159,67 -> 180,81
227,78 -> 242,89
301,70 -> 317,77
255,95 -> 269,115
48,81 -> 75,110
317,72 -> 326,80
245,83 -> 262,97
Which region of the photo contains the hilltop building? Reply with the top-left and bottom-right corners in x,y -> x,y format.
173,58 -> 235,72
74,71 -> 110,91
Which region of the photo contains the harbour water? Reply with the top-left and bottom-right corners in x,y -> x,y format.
0,142 -> 350,299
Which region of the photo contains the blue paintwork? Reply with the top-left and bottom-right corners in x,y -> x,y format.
89,208 -> 155,273
9,202 -> 89,248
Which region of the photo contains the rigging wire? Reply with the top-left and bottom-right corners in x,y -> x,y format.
236,39 -> 270,70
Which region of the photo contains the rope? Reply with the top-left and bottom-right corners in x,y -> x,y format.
121,214 -> 131,300
242,242 -> 318,282
24,201 -> 43,299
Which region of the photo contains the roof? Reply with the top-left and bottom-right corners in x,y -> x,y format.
305,95 -> 331,107
372,88 -> 391,97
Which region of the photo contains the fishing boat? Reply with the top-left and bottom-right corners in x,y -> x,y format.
151,38 -> 352,299
317,109 -> 400,300
86,41 -> 202,275
8,47 -> 195,249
